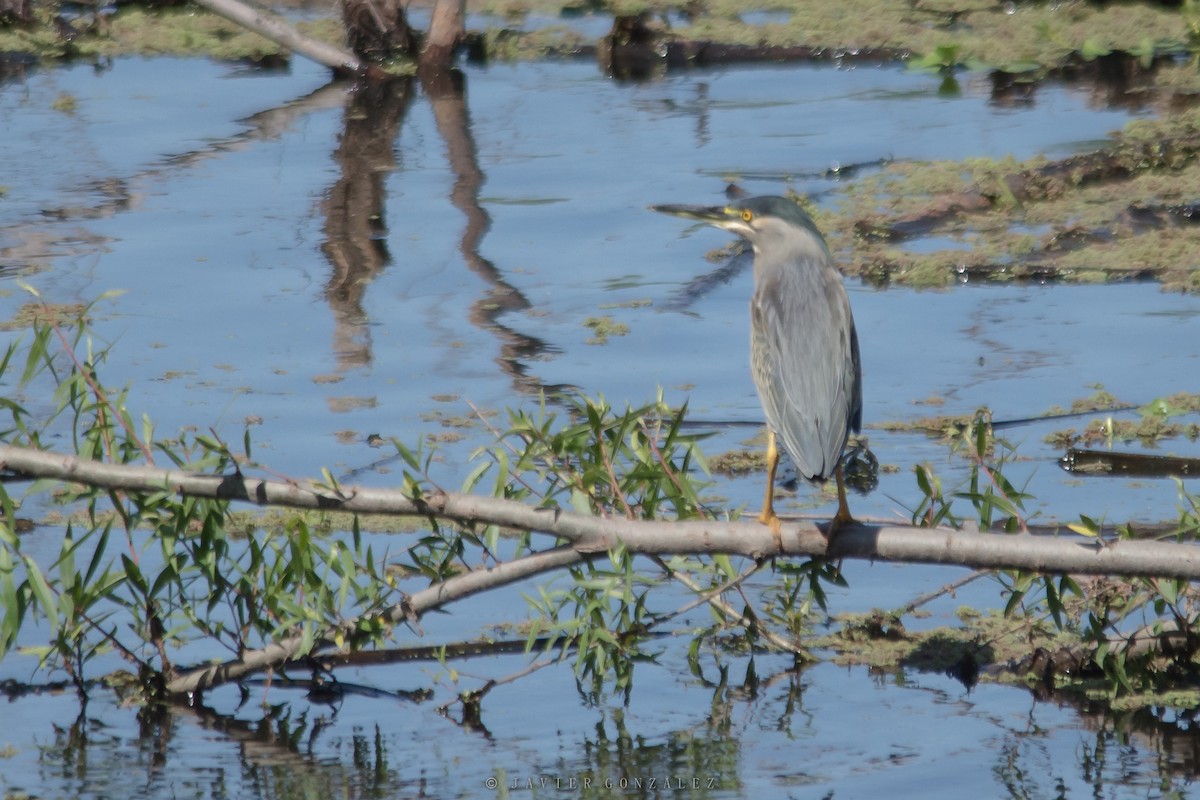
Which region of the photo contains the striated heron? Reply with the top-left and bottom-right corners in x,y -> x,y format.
652,195 -> 862,537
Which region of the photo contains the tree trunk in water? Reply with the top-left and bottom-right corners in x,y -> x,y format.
342,0 -> 418,61
0,0 -> 32,23
421,0 -> 466,69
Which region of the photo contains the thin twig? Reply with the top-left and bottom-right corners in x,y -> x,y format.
49,320 -> 153,464
438,655 -> 560,717
651,555 -> 763,624
651,555 -> 800,654
464,399 -> 548,502
898,571 -> 988,617
597,432 -> 634,519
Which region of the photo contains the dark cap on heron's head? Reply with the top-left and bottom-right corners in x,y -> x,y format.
650,195 -> 823,241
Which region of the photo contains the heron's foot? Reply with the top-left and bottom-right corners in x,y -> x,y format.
756,508 -> 784,553
827,465 -> 855,543
824,505 -> 856,544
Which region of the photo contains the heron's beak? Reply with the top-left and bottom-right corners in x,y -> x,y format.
649,204 -> 731,225
652,203 -> 744,235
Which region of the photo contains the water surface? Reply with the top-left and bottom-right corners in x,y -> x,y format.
1,48 -> 1198,799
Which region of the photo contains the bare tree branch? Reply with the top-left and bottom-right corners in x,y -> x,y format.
2,444 -> 1196,577
164,543 -> 586,695
192,0 -> 370,77
4,443 -> 1200,694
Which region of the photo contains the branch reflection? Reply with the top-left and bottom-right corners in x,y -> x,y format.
318,68 -> 564,394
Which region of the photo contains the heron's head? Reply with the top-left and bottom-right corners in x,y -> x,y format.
651,195 -> 827,254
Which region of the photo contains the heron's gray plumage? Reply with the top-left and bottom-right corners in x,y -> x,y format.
652,194 -> 863,494
751,235 -> 861,481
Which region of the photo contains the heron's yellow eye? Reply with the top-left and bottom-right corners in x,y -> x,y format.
741,209 -> 754,222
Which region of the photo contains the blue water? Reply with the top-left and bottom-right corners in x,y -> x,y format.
1,47 -> 1198,799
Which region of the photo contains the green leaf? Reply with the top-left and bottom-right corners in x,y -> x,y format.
22,555 -> 58,625
1068,514 -> 1100,538
712,554 -> 736,581
461,459 -> 491,495
569,488 -> 593,515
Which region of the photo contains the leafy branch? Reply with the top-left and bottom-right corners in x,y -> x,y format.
3,301 -> 1200,711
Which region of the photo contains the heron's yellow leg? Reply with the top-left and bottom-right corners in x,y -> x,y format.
756,431 -> 783,548
828,463 -> 855,539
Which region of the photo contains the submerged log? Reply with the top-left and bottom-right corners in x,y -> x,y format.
598,14 -> 910,79
1061,448 -> 1200,479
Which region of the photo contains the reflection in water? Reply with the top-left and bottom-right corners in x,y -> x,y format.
317,68 -> 565,393
3,62 -> 565,396
0,77 -> 349,278
995,694 -> 1200,797
988,52 -> 1171,112
566,705 -> 742,793
23,662 -> 1200,798
321,77 -> 414,373
419,67 -> 566,394
659,245 -> 752,312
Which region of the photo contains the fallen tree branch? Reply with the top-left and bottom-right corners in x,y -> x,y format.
192,0 -> 370,77
3,444 -> 1196,575
4,443 -> 1200,695
168,544 -> 588,695
192,0 -> 466,77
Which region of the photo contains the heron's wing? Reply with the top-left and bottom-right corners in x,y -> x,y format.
751,262 -> 861,482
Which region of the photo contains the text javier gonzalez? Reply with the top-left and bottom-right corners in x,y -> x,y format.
486,775 -> 721,791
